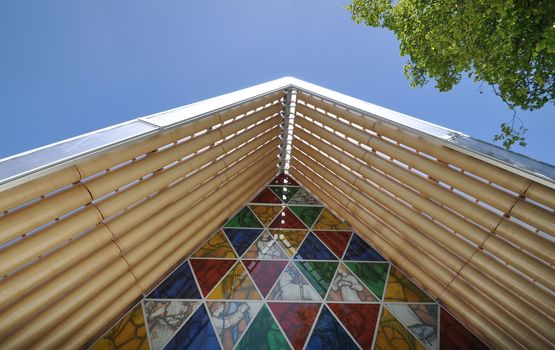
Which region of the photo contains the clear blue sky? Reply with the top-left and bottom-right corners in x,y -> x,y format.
1,1 -> 554,164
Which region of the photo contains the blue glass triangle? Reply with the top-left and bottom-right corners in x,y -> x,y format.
294,233 -> 337,260
343,234 -> 385,261
163,304 -> 220,350
223,228 -> 263,256
306,305 -> 358,350
147,261 -> 201,299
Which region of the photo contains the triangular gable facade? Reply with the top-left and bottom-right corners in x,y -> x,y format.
0,77 -> 553,349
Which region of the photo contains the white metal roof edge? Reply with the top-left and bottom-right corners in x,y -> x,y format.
1,76 -> 553,192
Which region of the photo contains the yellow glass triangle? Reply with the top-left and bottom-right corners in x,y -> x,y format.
248,205 -> 284,226
375,307 -> 426,350
313,209 -> 350,230
384,266 -> 432,302
192,230 -> 237,258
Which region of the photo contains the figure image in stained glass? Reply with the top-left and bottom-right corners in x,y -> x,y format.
327,264 -> 377,302
268,264 -> 320,301
143,300 -> 199,350
244,230 -> 288,259
387,304 -> 438,350
207,301 -> 262,350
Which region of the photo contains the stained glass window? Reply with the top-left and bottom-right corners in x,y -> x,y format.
91,174 -> 488,350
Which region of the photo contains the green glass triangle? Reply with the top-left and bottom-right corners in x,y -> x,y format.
225,207 -> 263,228
294,261 -> 338,298
345,262 -> 389,300
236,304 -> 291,350
269,186 -> 300,203
289,206 -> 323,228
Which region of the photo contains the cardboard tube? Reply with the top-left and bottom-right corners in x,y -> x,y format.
298,93 -> 532,196
84,104 -> 281,199
296,117 -> 555,264
298,104 -> 518,213
0,166 -> 81,212
0,184 -> 91,246
0,240 -> 121,336
0,205 -> 102,276
0,258 -> 131,349
75,92 -> 282,177
95,122 -> 280,218
0,224 -> 113,310
28,277 -> 141,350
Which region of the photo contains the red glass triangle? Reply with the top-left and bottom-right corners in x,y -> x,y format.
243,260 -> 288,296
313,230 -> 352,259
269,207 -> 307,229
440,308 -> 488,350
189,259 -> 236,296
251,187 -> 283,204
272,173 -> 299,186
328,303 -> 380,349
268,302 -> 321,350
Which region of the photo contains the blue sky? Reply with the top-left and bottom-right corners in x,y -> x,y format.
1,1 -> 554,164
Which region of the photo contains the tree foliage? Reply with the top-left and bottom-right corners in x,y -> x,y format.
348,0 -> 555,149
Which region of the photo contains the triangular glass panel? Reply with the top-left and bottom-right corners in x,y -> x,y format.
268,207 -> 307,229
235,304 -> 291,350
305,305 -> 358,350
375,307 -> 426,350
207,261 -> 261,300
224,206 -> 263,228
251,187 -> 283,204
267,262 -> 321,301
269,186 -> 300,203
269,229 -> 308,257
90,303 -> 148,350
294,261 -> 338,299
271,173 -> 299,186
386,304 -> 439,350
328,303 -> 380,349
268,302 -> 321,350
206,301 -> 263,350
313,230 -> 352,259
143,300 -> 200,350
289,206 -> 323,228
327,264 -> 378,302
249,205 -> 284,227
190,259 -> 236,296
345,262 -> 389,300
163,304 -> 221,350
192,230 -> 237,258
440,308 -> 489,350
288,188 -> 321,205
243,230 -> 289,260
223,228 -> 263,257
384,266 -> 433,302
343,233 -> 385,262
243,259 -> 288,297
147,260 -> 201,299
293,232 -> 337,261
312,208 -> 350,230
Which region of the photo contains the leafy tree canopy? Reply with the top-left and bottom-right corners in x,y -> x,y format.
348,0 -> 555,149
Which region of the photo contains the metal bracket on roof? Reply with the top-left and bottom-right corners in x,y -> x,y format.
279,88 -> 297,173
